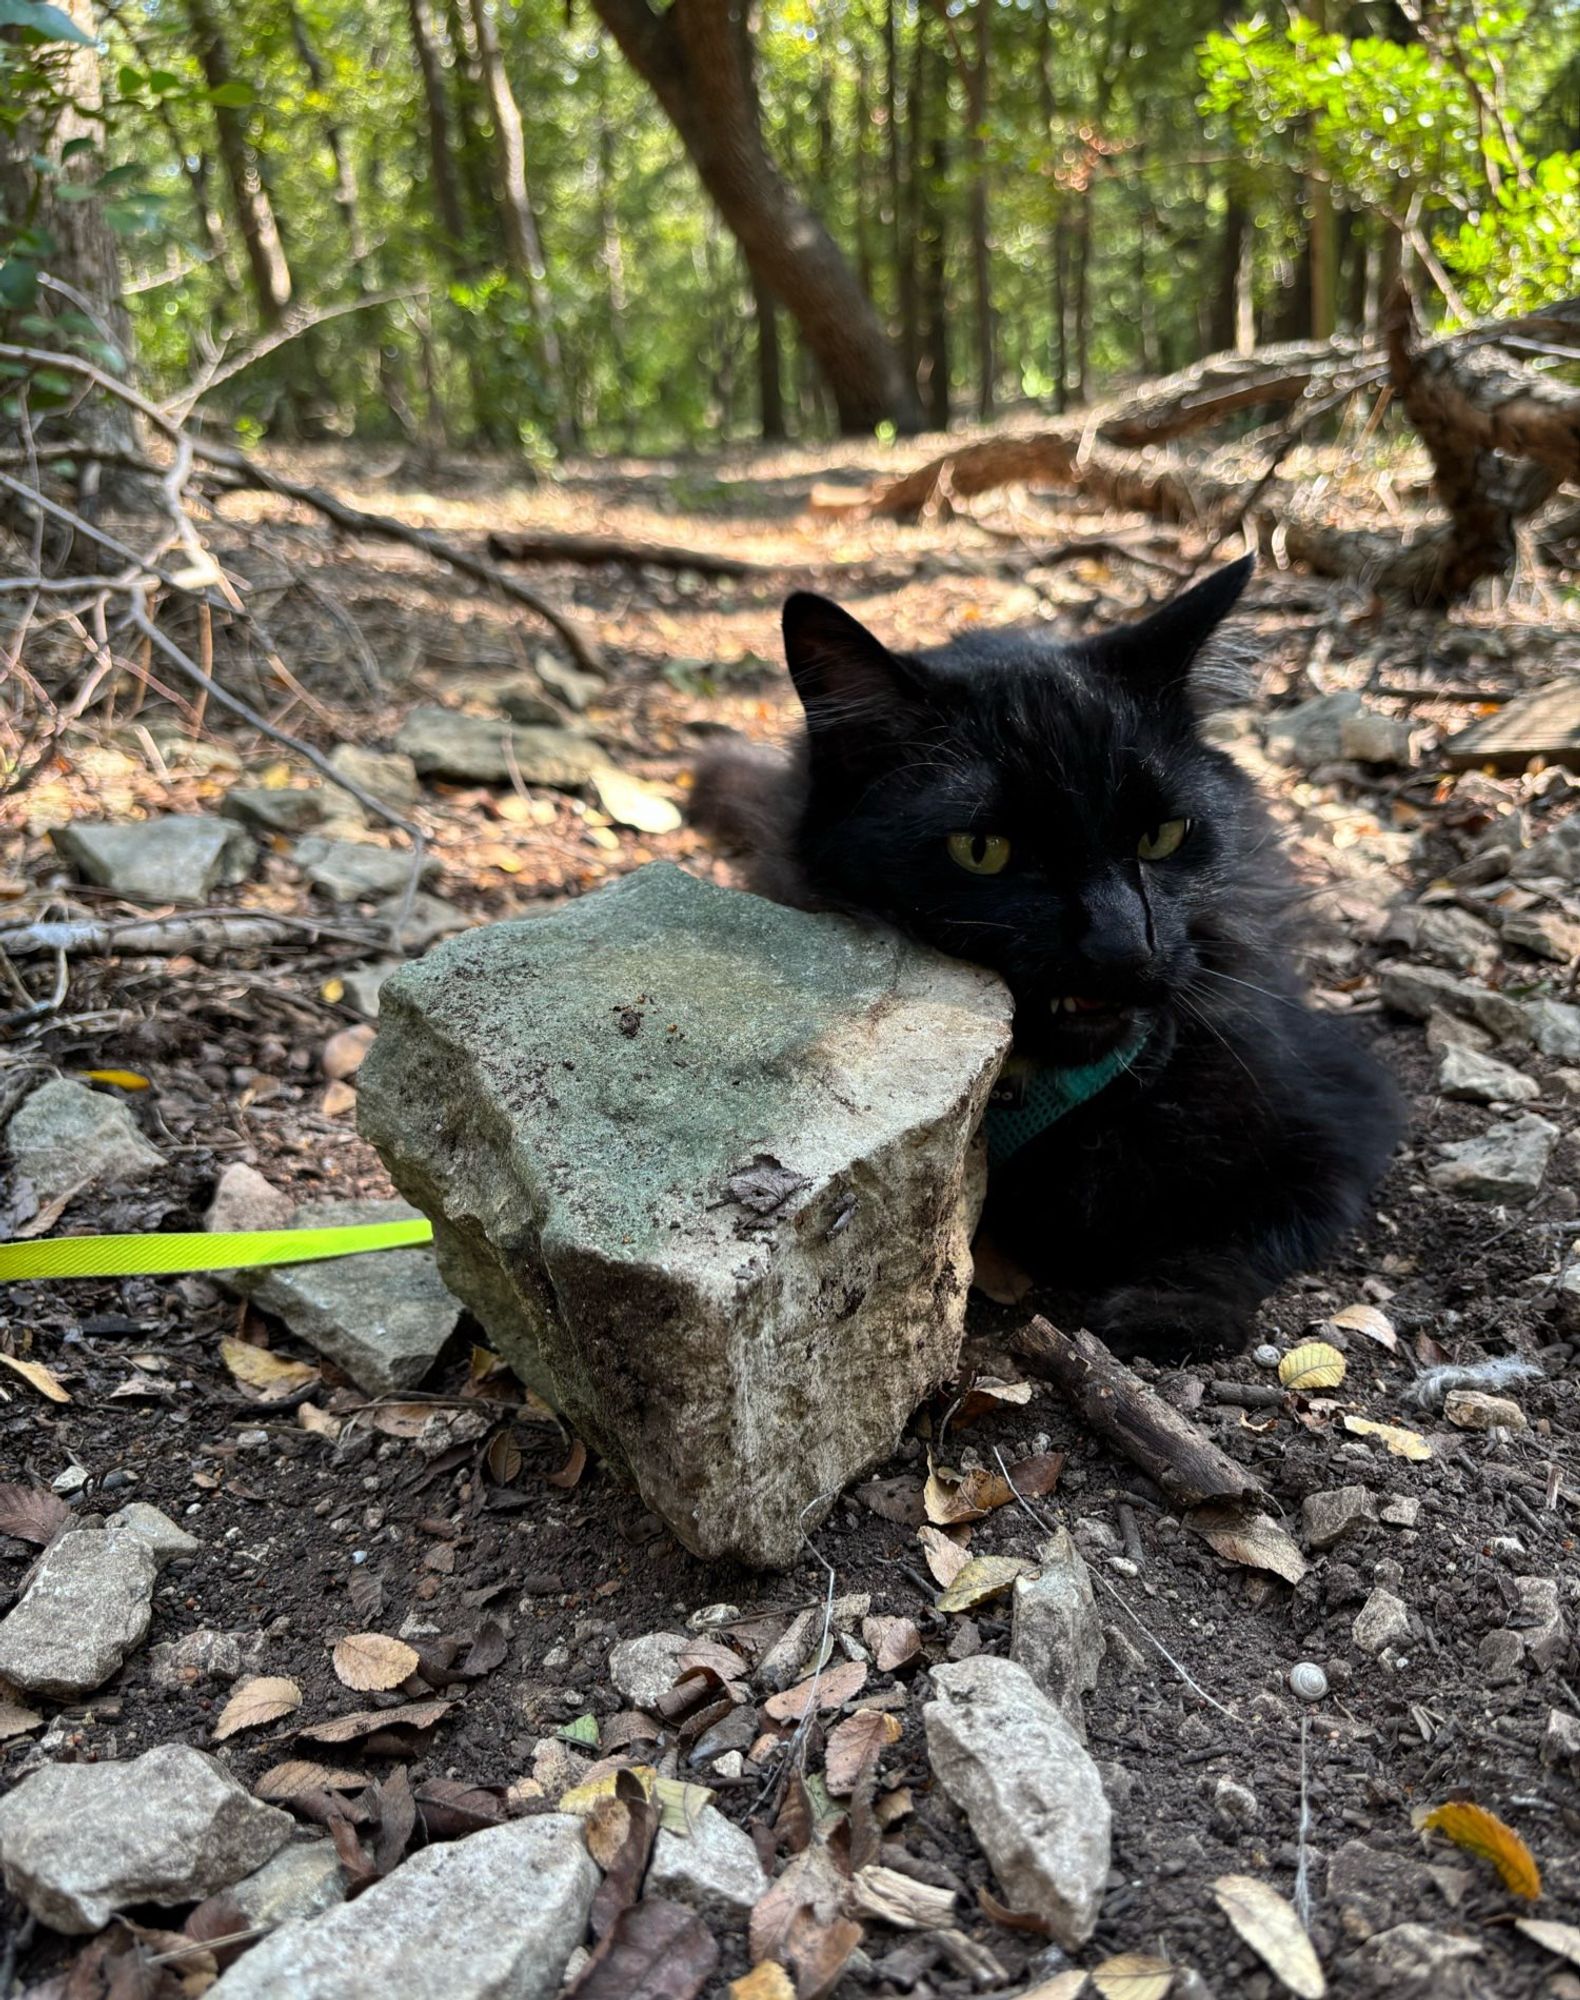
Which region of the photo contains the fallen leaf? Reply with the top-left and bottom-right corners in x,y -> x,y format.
365,1401 -> 445,1437
978,1885 -> 1053,1933
333,1631 -> 421,1692
762,1659 -> 868,1723
220,1336 -> 317,1398
861,1615 -> 921,1673
589,766 -> 684,835
485,1429 -> 522,1485
1420,1801 -> 1541,1900
1516,1918 -> 1580,1968
924,1461 -> 1010,1525
460,1616 -> 509,1678
297,1699 -> 454,1746
1016,1975 -> 1089,2000
824,1710 -> 902,1794
1212,1874 -> 1326,1999
254,1758 -> 370,1800
1093,1953 -> 1174,1999
570,1894 -> 718,1999
78,1068 -> 151,1091
729,1969 -> 796,2000
213,1675 -> 302,1741
1189,1505 -> 1308,1585
110,1369 -> 172,1402
917,1523 -> 971,1588
297,1402 -> 342,1440
321,1022 -> 375,1080
1342,1414 -> 1432,1460
413,1777 -> 506,1838
587,1770 -> 661,1941
0,1481 -> 71,1545
0,1352 -> 71,1403
935,1554 -> 1037,1612
320,976 -> 345,1004
559,1765 -> 715,1834
560,1712 -> 601,1748
970,1233 -> 1035,1304
373,1764 -> 418,1876
955,1376 -> 1034,1424
547,1436 -> 588,1489
1329,1304 -> 1397,1352
0,1696 -> 43,1741
854,1476 -> 926,1525
1278,1342 -> 1346,1392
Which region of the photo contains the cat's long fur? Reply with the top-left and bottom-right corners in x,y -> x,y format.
692,562 -> 1401,1358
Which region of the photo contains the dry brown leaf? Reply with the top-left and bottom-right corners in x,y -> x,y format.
0,1480 -> 71,1545
1420,1801 -> 1541,1900
298,1699 -> 453,1745
917,1523 -> 971,1588
212,1675 -> 302,1742
1092,1953 -> 1174,1999
935,1554 -> 1037,1613
333,1631 -> 421,1692
970,1234 -> 1035,1304
297,1402 -> 342,1440
1016,1975 -> 1089,2000
1212,1874 -> 1326,1999
729,1968 -> 796,2000
485,1429 -> 522,1485
0,1352 -> 71,1403
847,1864 -> 954,1929
220,1336 -> 317,1398
1342,1414 -> 1432,1461
365,1401 -> 444,1437
823,1710 -> 902,1794
1189,1505 -> 1308,1586
1515,1918 -> 1580,1968
1329,1304 -> 1397,1352
0,1696 -> 43,1741
924,1461 -> 1011,1525
1278,1341 -> 1346,1392
860,1615 -> 921,1674
762,1658 -> 868,1723
321,1022 -> 375,1080
955,1376 -> 1035,1424
547,1436 -> 587,1489
254,1758 -> 369,1800
584,1792 -> 636,1871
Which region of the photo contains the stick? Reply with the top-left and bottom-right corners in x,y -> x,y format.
1010,1316 -> 1266,1510
485,528 -> 763,578
0,911 -> 381,955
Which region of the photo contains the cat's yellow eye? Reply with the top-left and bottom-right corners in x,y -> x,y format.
948,832 -> 1012,876
1138,818 -> 1191,861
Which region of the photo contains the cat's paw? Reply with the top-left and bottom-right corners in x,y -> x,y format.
1090,1284 -> 1251,1363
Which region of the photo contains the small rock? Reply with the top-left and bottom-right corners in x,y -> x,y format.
1477,1627 -> 1524,1684
1351,1923 -> 1483,1994
531,1738 -> 589,1794
293,835 -> 436,903
148,1627 -> 260,1690
0,1523 -> 162,1698
0,1744 -> 291,1933
924,1655 -> 1111,1949
1009,1528 -> 1103,1738
1266,690 -> 1365,767
493,676 -> 567,726
1435,1044 -> 1539,1105
646,1803 -> 767,1921
1514,1576 -> 1567,1669
1072,1517 -> 1121,1557
227,1841 -> 345,1929
233,1198 -> 462,1396
1382,904 -> 1498,975
1528,997 -> 1580,1062
377,891 -> 472,949
607,1631 -> 689,1709
1443,1388 -> 1527,1430
395,706 -> 611,789
222,787 -> 328,835
535,653 -> 603,713
758,1608 -> 819,1692
1501,907 -> 1580,964
1378,963 -> 1530,1043
1424,1009 -> 1492,1056
107,1501 -> 199,1565
1213,1776 -> 1259,1827
1379,1496 -> 1420,1529
1429,1114 -> 1558,1201
206,1814 -> 597,2000
686,1602 -> 742,1633
328,743 -> 420,811
6,1077 -> 162,1208
50,815 -> 255,904
1352,1588 -> 1410,1657
342,959 -> 406,1019
1340,711 -> 1416,767
206,1162 -> 294,1235
1542,1706 -> 1580,1773
1301,1485 -> 1376,1552
1510,818 -> 1580,884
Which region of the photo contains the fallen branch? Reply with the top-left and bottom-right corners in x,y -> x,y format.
486,528 -> 763,578
0,912 -> 376,956
1009,1316 -> 1266,1510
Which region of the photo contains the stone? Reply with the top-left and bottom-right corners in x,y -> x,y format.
1529,998 -> 1580,1062
534,652 -> 603,713
1510,818 -> 1580,884
1266,690 -> 1365,767
206,1814 -> 598,2000
588,765 -> 683,834
222,787 -> 329,835
1301,1485 -> 1376,1552
395,705 -> 611,788
377,891 -> 473,950
1501,908 -> 1580,964
0,1523 -> 162,1698
293,834 -> 437,903
1340,711 -> 1416,766
1436,1044 -> 1539,1105
1477,1627 -> 1524,1684
1352,1588 -> 1410,1656
206,1162 -> 294,1235
107,1501 -> 199,1565
0,1745 -> 292,1933
1514,1576 -> 1567,1669
1327,1841 -> 1441,1944
358,864 -> 1011,1567
228,1841 -> 346,1929
328,743 -> 420,811
1351,1924 -> 1483,1995
1381,905 -> 1499,976
607,1631 -> 689,1708
50,815 -> 255,904
1213,1777 -> 1259,1827
342,958 -> 406,1018
233,1198 -> 462,1396
924,1655 -> 1110,1949
1008,1529 -> 1103,1737
646,1804 -> 767,1920
1424,1009 -> 1492,1056
1444,1387 -> 1527,1430
1377,962 -> 1530,1043
1429,1114 -> 1558,1201
1542,1706 -> 1580,1772
1379,1496 -> 1420,1528
148,1627 -> 261,1690
6,1078 -> 162,1208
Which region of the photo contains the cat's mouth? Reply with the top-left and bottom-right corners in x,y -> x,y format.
1035,992 -> 1148,1061
1049,995 -> 1123,1018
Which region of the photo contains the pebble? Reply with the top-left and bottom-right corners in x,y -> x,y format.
1009,1528 -> 1104,1740
1429,1114 -> 1558,1202
1352,1588 -> 1411,1657
607,1630 -> 689,1708
1444,1389 -> 1526,1430
646,1803 -> 767,1921
1301,1485 -> 1376,1552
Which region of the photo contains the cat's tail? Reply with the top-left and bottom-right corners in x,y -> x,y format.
687,733 -> 811,906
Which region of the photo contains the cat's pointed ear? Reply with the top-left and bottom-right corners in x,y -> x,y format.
782,592 -> 922,733
1096,554 -> 1254,701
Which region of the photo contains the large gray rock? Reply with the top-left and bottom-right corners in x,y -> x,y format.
1009,1530 -> 1103,1737
1266,690 -> 1364,767
924,1655 -> 1110,1948
396,706 -> 610,788
0,1517 -> 170,1698
358,865 -> 1011,1567
207,1814 -> 598,2000
222,787 -> 329,835
1381,904 -> 1498,976
1429,1114 -> 1559,1201
0,1745 -> 292,1933
1378,963 -> 1530,1043
6,1078 -> 162,1208
1502,908 -> 1580,965
647,1804 -> 767,1920
1529,998 -> 1580,1062
233,1198 -> 462,1396
294,835 -> 437,903
50,815 -> 255,904
1436,1044 -> 1539,1106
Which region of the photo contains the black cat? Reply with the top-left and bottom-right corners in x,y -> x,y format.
692,557 -> 1401,1360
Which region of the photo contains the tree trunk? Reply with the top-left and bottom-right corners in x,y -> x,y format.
404,0 -> 468,248
853,52 -> 874,301
885,0 -> 917,381
966,0 -> 993,418
753,274 -> 786,440
920,20 -> 950,429
183,0 -> 293,327
589,0 -> 921,434
287,4 -> 370,270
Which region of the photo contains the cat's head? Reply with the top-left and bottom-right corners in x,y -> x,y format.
781,558 -> 1263,1063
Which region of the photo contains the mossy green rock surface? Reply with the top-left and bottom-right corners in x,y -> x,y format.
358,863 -> 1011,1566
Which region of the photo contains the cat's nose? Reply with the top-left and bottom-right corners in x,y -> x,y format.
1076,887 -> 1155,983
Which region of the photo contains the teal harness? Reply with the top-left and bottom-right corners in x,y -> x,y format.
984,1029 -> 1151,1168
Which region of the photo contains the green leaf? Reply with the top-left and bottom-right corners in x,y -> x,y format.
207,80 -> 255,108
0,260 -> 39,310
116,64 -> 143,94
146,68 -> 181,92
556,1713 -> 600,1746
0,0 -> 96,45
60,134 -> 96,161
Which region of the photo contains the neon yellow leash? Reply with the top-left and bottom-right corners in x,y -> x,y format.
0,1218 -> 435,1283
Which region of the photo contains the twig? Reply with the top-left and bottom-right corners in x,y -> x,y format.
163,290 -> 415,420
0,912 -> 381,955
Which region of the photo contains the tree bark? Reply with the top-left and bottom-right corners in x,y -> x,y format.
966,0 -> 993,417
918,17 -> 950,429
752,274 -> 785,441
286,4 -> 370,270
183,0 -> 293,327
884,0 -> 917,382
404,0 -> 468,248
589,0 -> 921,434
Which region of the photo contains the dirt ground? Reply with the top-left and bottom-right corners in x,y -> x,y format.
2,435 -> 1579,1998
